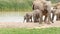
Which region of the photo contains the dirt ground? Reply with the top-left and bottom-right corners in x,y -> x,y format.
0,21 -> 60,28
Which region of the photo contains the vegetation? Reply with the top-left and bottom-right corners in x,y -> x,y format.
0,27 -> 59,34
0,0 -> 59,11
51,0 -> 60,3
0,0 -> 33,11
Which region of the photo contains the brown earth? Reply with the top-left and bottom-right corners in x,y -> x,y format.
0,21 -> 60,28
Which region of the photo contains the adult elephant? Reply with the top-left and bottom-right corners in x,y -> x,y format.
32,0 -> 53,24
51,3 -> 60,21
32,0 -> 44,23
51,7 -> 60,21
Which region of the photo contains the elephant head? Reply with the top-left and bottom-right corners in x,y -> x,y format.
23,13 -> 32,22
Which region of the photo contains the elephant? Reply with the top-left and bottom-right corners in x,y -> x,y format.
32,0 -> 53,24
23,13 -> 32,22
51,3 -> 60,21
53,2 -> 60,9
51,7 -> 60,21
32,0 -> 44,11
33,9 -> 43,23
32,0 -> 44,23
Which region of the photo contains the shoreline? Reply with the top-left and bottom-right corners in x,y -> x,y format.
0,21 -> 60,28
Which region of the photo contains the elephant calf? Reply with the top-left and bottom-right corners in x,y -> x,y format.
23,13 -> 32,22
33,9 -> 43,23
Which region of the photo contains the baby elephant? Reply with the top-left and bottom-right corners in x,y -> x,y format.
33,9 -> 42,23
23,13 -> 32,22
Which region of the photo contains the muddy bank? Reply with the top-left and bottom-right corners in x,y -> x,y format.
0,21 -> 60,28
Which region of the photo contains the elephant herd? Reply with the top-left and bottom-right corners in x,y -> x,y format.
23,0 -> 60,24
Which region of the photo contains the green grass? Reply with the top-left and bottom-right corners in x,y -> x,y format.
0,0 -> 33,11
0,27 -> 60,34
0,0 -> 59,11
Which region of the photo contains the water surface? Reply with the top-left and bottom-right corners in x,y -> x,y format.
0,11 -> 56,22
0,11 -> 24,22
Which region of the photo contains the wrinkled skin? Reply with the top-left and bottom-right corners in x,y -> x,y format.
43,1 -> 53,23
51,8 -> 60,21
32,0 -> 44,23
33,9 -> 42,23
56,13 -> 60,21
32,0 -> 44,11
23,13 -> 32,22
32,0 -> 52,24
51,3 -> 60,22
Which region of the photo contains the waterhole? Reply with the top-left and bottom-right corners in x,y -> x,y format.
0,11 -> 56,22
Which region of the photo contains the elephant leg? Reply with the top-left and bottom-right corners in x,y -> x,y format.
59,14 -> 60,20
31,19 -> 32,22
23,17 -> 26,23
33,15 -> 37,23
51,13 -> 55,23
26,20 -> 29,22
58,15 -> 60,20
56,15 -> 59,21
33,16 -> 36,23
47,13 -> 51,24
34,18 -> 37,23
44,14 -> 47,23
39,13 -> 43,24
59,16 -> 60,20
59,15 -> 60,20
31,18 -> 32,22
57,15 -> 60,21
26,18 -> 29,22
23,19 -> 25,23
33,14 -> 39,23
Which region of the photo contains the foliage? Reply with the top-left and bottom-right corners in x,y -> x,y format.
0,0 -> 33,11
0,0 -> 59,11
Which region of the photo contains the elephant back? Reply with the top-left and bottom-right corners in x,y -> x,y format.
33,0 -> 44,11
54,2 -> 60,9
55,9 -> 60,15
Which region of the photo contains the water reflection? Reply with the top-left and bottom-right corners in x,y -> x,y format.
0,16 -> 24,22
0,12 -> 24,22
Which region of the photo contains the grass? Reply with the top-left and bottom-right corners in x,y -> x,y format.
0,0 -> 59,11
0,27 -> 60,34
0,0 -> 33,11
